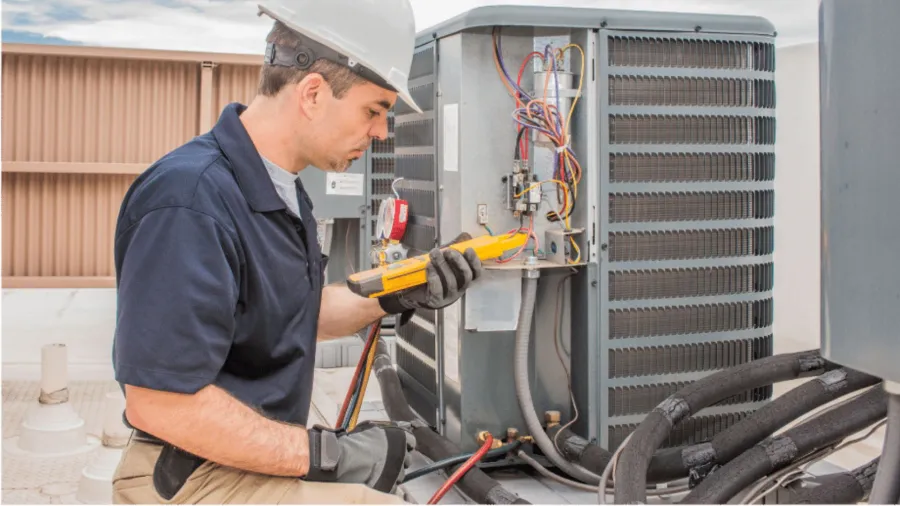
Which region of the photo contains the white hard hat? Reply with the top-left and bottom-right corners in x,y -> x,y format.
257,0 -> 423,114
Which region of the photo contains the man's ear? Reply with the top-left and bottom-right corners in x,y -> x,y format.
295,73 -> 330,119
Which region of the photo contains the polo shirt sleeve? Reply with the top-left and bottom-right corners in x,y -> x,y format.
113,206 -> 241,394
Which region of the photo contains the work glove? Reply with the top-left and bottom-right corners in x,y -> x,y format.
378,233 -> 483,314
305,421 -> 415,493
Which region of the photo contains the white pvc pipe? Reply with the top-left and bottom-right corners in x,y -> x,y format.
40,343 -> 69,403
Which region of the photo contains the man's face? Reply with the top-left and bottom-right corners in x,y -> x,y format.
304,79 -> 396,173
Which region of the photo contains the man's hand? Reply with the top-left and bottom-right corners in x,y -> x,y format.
305,421 -> 415,493
378,244 -> 483,314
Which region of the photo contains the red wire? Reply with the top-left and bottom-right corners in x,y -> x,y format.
336,323 -> 378,427
427,434 -> 493,504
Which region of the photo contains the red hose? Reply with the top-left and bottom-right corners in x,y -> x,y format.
427,434 -> 493,504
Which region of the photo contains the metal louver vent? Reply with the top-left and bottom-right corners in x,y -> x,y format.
403,223 -> 437,253
609,299 -> 773,339
396,120 -> 435,147
609,76 -> 775,108
372,158 -> 395,174
371,179 -> 394,195
396,347 -> 437,395
396,82 -> 435,116
609,336 -> 774,378
608,37 -> 774,71
609,190 -> 774,222
396,188 -> 436,218
396,154 -> 436,181
610,153 -> 775,182
609,263 -> 774,300
609,227 -> 774,261
610,115 -> 776,145
371,137 -> 395,153
396,320 -> 436,359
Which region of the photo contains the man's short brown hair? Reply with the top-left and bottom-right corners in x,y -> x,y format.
257,21 -> 368,97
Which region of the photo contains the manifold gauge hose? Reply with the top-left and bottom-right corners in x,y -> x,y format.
376,197 -> 409,241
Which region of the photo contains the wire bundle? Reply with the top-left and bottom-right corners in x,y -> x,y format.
491,27 -> 584,264
335,322 -> 380,430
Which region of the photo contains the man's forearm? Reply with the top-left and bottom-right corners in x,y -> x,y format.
317,284 -> 387,340
124,384 -> 309,477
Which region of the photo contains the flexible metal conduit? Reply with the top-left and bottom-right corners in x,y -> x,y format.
613,349 -> 839,504
371,338 -> 529,504
680,386 -> 887,504
513,268 -> 602,485
869,386 -> 900,504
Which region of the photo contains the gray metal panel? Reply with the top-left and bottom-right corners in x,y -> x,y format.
414,5 -> 775,46
819,0 -> 900,383
297,157 -> 366,219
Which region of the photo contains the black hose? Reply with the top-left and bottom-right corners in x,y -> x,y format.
679,386 -> 887,504
613,349 -> 837,503
547,368 -> 878,484
648,367 -> 879,482
545,425 -> 612,473
371,338 -> 530,505
793,457 -> 879,504
401,441 -> 523,484
869,390 -> 900,504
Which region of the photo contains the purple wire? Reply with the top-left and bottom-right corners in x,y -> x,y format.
494,29 -> 531,101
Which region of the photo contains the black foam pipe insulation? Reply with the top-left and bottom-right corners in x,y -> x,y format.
680,386 -> 887,504
869,391 -> 900,504
647,367 -> 879,482
613,349 -> 839,503
793,457 -> 879,504
547,367 -> 878,485
371,337 -> 530,505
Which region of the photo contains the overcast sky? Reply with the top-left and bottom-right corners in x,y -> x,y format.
2,0 -> 820,53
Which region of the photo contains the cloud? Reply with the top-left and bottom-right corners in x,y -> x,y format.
2,29 -> 82,45
2,0 -> 819,53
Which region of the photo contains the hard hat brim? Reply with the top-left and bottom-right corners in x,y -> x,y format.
395,87 -> 424,115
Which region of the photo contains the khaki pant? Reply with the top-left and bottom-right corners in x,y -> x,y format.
112,438 -> 407,504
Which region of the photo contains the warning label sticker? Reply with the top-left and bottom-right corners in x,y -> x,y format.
325,172 -> 364,196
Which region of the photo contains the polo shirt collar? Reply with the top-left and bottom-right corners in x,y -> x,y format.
212,102 -> 286,213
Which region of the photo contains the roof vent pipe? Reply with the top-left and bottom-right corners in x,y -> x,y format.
14,344 -> 98,456
76,391 -> 129,504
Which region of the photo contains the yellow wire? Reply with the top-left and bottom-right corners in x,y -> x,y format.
557,44 -> 585,144
514,179 -> 569,198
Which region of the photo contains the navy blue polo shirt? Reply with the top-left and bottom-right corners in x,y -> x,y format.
112,102 -> 324,426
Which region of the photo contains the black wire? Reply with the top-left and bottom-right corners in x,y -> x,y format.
401,441 -> 523,484
514,127 -> 526,160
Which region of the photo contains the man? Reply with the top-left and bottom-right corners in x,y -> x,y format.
110,0 -> 483,503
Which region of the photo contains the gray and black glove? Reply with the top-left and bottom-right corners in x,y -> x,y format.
305,421 -> 415,493
378,234 -> 483,314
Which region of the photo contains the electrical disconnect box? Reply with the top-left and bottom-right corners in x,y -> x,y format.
386,6 -> 777,451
